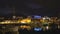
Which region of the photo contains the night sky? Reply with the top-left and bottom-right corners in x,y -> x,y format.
0,0 -> 60,17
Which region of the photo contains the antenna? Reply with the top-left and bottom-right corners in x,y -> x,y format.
13,7 -> 15,16
13,6 -> 16,19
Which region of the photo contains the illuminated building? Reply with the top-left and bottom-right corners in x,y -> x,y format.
33,15 -> 41,19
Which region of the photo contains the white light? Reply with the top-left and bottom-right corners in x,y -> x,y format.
46,26 -> 49,30
13,16 -> 16,19
34,28 -> 42,31
21,21 -> 26,23
43,18 -> 46,20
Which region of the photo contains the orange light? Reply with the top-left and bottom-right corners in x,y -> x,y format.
20,18 -> 31,23
20,25 -> 31,29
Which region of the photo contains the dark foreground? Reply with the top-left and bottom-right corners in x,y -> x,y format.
0,29 -> 60,34
19,29 -> 60,34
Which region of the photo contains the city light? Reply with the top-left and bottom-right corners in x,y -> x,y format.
0,16 -> 59,32
34,15 -> 41,19
46,26 -> 49,30
20,19 -> 31,24
43,18 -> 46,20
34,27 -> 42,31
20,25 -> 31,30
